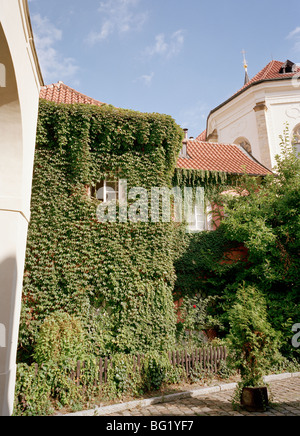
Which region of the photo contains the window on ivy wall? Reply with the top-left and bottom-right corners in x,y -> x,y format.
92,178 -> 120,203
292,124 -> 300,157
187,203 -> 214,233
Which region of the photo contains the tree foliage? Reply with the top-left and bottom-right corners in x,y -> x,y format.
174,127 -> 300,359
227,284 -> 281,388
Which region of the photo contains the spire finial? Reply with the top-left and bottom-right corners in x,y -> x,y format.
242,49 -> 250,85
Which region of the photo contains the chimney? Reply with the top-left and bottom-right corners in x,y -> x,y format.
180,129 -> 188,158
183,128 -> 188,141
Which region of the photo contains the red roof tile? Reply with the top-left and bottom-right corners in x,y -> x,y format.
196,129 -> 207,141
237,60 -> 300,95
177,140 -> 272,176
40,82 -> 105,106
210,60 -> 300,116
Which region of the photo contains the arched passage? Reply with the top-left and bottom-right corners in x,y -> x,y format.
0,1 -> 42,416
0,24 -> 23,210
0,22 -> 24,418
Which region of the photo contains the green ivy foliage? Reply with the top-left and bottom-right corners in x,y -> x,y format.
218,131 -> 300,358
33,312 -> 88,365
173,129 -> 300,360
19,99 -> 184,361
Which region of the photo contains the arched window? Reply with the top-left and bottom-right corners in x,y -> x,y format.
292,124 -> 300,157
234,137 -> 252,154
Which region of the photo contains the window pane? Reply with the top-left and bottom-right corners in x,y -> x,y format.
106,181 -> 118,194
106,187 -> 117,202
96,181 -> 105,200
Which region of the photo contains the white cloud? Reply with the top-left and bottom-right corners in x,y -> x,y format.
144,30 -> 185,60
136,72 -> 154,86
86,0 -> 148,44
287,27 -> 300,39
286,26 -> 300,53
31,13 -> 79,83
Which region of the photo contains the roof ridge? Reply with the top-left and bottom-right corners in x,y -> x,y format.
177,139 -> 272,176
260,60 -> 280,80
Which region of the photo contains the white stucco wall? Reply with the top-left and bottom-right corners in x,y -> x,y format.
0,0 -> 42,416
265,86 -> 300,167
207,79 -> 300,170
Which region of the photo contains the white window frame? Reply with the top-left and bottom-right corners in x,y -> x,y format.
93,179 -> 119,203
187,202 -> 213,233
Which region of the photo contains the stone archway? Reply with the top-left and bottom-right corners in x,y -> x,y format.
0,24 -> 23,208
0,1 -> 42,416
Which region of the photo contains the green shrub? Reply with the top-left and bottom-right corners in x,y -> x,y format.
33,311 -> 87,365
14,360 -> 85,415
141,352 -> 171,391
14,363 -> 53,416
227,284 -> 282,388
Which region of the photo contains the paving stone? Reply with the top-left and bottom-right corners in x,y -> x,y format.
103,376 -> 300,417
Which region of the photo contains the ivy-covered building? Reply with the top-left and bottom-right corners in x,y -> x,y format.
39,81 -> 272,232
176,128 -> 271,231
18,79 -> 273,361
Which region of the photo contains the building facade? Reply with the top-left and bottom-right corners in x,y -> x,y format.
205,60 -> 300,170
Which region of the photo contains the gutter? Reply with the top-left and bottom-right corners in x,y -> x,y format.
23,0 -> 44,86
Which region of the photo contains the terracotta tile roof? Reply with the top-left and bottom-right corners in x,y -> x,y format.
209,60 -> 300,116
237,60 -> 300,95
40,82 -> 105,106
177,140 -> 272,176
196,129 -> 207,141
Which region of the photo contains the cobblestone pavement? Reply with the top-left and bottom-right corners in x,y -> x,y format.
105,377 -> 300,417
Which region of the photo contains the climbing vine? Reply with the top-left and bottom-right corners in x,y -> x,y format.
19,99 -> 185,361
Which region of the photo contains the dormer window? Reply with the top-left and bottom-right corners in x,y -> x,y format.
279,60 -> 296,74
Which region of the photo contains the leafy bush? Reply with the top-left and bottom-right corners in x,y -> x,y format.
174,127 -> 300,360
141,352 -> 171,391
14,363 -> 53,416
176,295 -> 223,347
33,311 -> 87,365
227,284 -> 281,388
14,360 -> 86,415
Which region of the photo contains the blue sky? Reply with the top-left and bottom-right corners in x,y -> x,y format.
28,0 -> 300,138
